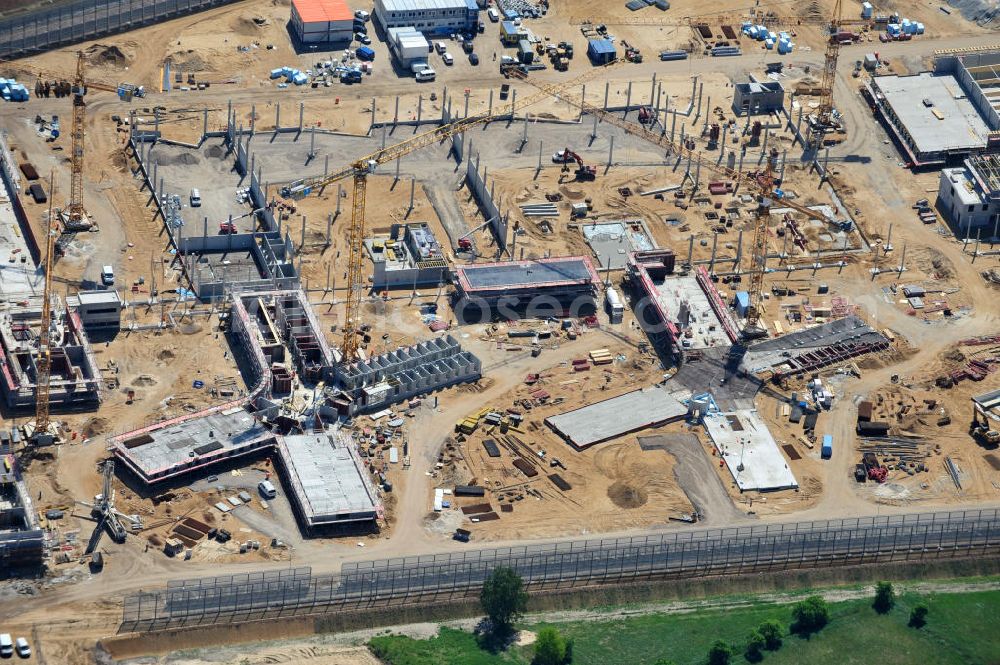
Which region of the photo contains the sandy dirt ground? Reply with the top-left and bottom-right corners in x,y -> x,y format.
0,0 -> 998,663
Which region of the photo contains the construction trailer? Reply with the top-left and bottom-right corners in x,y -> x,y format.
290,0 -> 356,44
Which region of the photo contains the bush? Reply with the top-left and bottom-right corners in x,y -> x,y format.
480,566 -> 528,631
533,626 -> 570,665
758,619 -> 783,650
873,582 -> 896,614
909,603 -> 929,628
791,596 -> 830,636
744,630 -> 765,663
707,640 -> 733,665
652,659 -> 677,665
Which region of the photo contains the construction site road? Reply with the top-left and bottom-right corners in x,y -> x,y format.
121,507 -> 1000,633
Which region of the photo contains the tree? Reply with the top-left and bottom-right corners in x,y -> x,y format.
791,596 -> 830,636
744,630 -> 765,663
480,567 -> 528,631
707,640 -> 733,665
533,626 -> 569,665
758,619 -> 783,650
909,603 -> 929,628
873,581 -> 896,614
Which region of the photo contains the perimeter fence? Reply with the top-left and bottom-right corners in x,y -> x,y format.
0,0 -> 239,60
120,508 -> 1000,633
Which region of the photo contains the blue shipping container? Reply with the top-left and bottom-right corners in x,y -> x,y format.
356,46 -> 375,61
588,39 -> 617,64
821,434 -> 833,459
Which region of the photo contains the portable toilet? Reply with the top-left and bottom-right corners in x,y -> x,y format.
765,38 -> 775,49
821,434 -> 833,459
916,22 -> 925,34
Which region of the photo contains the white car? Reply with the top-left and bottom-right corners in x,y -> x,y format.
354,9 -> 370,21
552,149 -> 574,163
435,41 -> 447,54
14,637 -> 29,658
442,52 -> 454,65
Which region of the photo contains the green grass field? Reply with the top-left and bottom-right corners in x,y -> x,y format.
367,587 -> 1000,665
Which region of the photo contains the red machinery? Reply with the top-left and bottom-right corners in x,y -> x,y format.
560,148 -> 596,181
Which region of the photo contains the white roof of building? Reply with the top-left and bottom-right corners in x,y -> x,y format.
76,290 -> 122,306
944,168 -> 984,206
379,0 -> 473,11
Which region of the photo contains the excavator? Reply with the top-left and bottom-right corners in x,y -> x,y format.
558,148 -> 596,181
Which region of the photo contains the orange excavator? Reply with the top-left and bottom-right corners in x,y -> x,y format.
560,148 -> 596,181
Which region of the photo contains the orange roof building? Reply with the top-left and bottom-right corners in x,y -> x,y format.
291,0 -> 356,44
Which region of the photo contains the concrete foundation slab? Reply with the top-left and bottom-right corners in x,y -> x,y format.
545,384 -> 688,449
702,410 -> 798,492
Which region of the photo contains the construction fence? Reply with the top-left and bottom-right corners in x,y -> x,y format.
120,508 -> 1000,633
0,0 -> 239,60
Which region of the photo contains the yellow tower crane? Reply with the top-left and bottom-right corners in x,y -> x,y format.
33,173 -> 59,445
283,62 -> 622,362
506,69 -> 826,339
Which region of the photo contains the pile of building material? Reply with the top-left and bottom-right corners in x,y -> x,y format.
589,348 -> 613,365
520,202 -> 559,216
858,436 -> 935,475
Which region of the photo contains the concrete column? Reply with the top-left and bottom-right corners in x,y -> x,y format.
409,177 -> 415,212
203,108 -> 208,138
796,106 -> 804,142
650,73 -> 656,106
580,84 -> 586,120
324,155 -> 329,179
442,86 -> 448,120
687,235 -> 694,267
227,99 -> 232,129
738,146 -> 745,175
780,150 -> 787,181
993,215 -> 999,246
154,108 -> 160,135
301,215 -> 306,248
782,228 -> 789,262
719,125 -> 728,163
381,126 -> 387,150
394,95 -> 400,126
823,147 -> 830,179
736,229 -> 744,268
608,135 -> 615,166
694,159 -> 700,192
537,140 -> 543,171
696,82 -> 703,120
522,116 -> 528,145
973,228 -> 982,263
275,103 -> 280,130
327,213 -> 332,244
463,92 -> 470,119
395,155 -> 400,182
510,89 -> 517,117
603,81 -> 610,111
370,96 -> 376,128
487,89 -> 493,117
624,81 -> 632,117
309,126 -> 316,158
416,95 -> 423,127
709,233 -> 718,274
298,102 -> 304,132
592,112 -> 599,139
670,110 -> 677,143
690,77 -> 697,114
758,127 -> 769,164
152,161 -> 158,195
203,216 -> 208,241
703,96 -> 711,133
336,184 -> 342,215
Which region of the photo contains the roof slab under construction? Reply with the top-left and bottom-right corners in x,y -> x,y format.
702,410 -> 798,492
545,384 -> 688,449
109,409 -> 382,531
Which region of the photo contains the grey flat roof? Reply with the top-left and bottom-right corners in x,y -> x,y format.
77,290 -> 122,306
545,385 -> 688,448
380,0 -> 476,11
116,408 -> 272,477
278,433 -> 379,524
877,73 -> 991,155
456,256 -> 598,293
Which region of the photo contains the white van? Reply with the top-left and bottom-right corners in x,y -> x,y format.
0,634 -> 12,658
442,52 -> 454,66
415,68 -> 437,82
258,480 -> 277,499
434,41 -> 447,54
487,7 -> 500,21
100,265 -> 115,286
189,188 -> 201,207
14,638 -> 29,658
